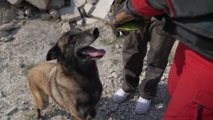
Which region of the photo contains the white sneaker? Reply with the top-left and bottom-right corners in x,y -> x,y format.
135,97 -> 151,114
112,89 -> 131,103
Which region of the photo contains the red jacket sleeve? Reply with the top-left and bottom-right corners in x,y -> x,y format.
131,0 -> 213,18
131,0 -> 164,16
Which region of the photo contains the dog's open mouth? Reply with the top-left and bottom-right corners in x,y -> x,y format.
78,46 -> 105,59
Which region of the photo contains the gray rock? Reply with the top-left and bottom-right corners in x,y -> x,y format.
16,15 -> 26,20
62,22 -> 71,33
21,101 -> 28,105
87,0 -> 98,5
84,3 -> 95,16
24,8 -> 32,17
18,20 -> 26,26
49,9 -> 60,20
77,19 -> 86,26
40,13 -> 51,20
108,117 -> 112,120
26,0 -> 49,10
85,18 -> 98,24
0,22 -> 19,31
16,10 -> 25,20
59,6 -> 81,22
109,71 -> 117,78
0,31 -> 9,37
48,0 -> 65,10
91,0 -> 114,19
6,106 -> 18,116
115,44 -> 120,49
0,35 -> 14,42
73,0 -> 87,7
16,9 -> 25,16
7,0 -> 23,5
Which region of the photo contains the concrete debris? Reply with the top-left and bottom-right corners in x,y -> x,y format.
16,10 -> 25,16
0,35 -> 14,42
59,7 -> 81,22
6,0 -> 116,25
26,0 -> 49,10
24,8 -> 32,17
91,0 -> 114,19
40,13 -> 51,20
87,0 -> 98,5
0,22 -> 19,31
49,9 -> 60,20
62,22 -> 71,33
83,3 -> 95,16
0,31 -> 9,38
7,0 -> 24,6
16,10 -> 25,20
115,44 -> 121,49
85,18 -> 98,24
73,0 -> 87,8
48,0 -> 65,10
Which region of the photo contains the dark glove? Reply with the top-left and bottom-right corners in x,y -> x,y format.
111,0 -> 138,37
111,17 -> 129,37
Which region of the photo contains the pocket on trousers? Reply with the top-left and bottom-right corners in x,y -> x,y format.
193,91 -> 213,120
179,91 -> 213,120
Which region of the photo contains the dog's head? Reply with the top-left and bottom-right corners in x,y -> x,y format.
46,28 -> 105,62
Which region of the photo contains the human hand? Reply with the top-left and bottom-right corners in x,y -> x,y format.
111,11 -> 133,37
110,0 -> 134,37
111,17 -> 123,37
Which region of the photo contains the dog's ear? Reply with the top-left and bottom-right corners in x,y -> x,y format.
46,45 -> 59,61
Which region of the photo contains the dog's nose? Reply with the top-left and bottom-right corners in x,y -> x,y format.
91,27 -> 99,39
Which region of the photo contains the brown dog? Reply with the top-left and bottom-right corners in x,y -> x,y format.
27,28 -> 105,120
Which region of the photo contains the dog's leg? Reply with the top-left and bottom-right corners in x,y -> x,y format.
30,90 -> 43,119
86,107 -> 96,120
29,83 -> 49,119
90,108 -> 96,118
68,107 -> 85,120
36,108 -> 42,119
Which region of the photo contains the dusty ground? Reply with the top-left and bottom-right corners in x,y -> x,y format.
0,1 -> 177,120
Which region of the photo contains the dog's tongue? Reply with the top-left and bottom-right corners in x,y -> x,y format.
81,46 -> 105,57
87,49 -> 105,57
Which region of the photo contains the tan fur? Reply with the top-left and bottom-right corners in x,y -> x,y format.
28,62 -> 89,120
28,28 -> 103,120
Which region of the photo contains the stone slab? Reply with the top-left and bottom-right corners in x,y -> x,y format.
26,0 -> 49,10
73,0 -> 87,7
84,3 -> 95,16
48,0 -> 65,10
91,0 -> 114,19
7,0 -> 23,6
60,0 -> 82,22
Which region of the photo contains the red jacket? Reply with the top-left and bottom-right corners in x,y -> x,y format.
125,0 -> 213,60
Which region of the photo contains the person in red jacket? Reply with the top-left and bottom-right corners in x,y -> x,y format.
112,0 -> 213,120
